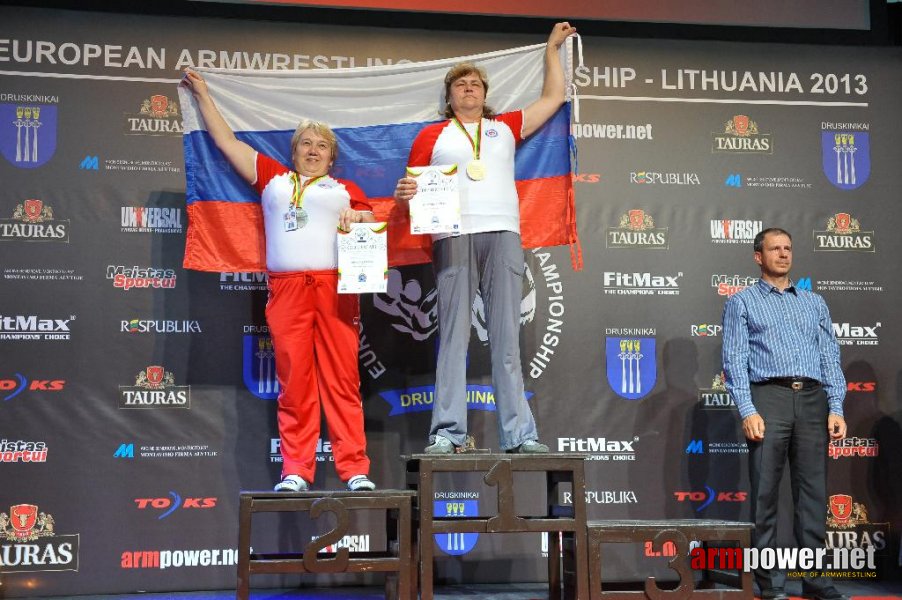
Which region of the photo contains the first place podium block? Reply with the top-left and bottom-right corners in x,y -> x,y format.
407,453 -> 590,600
236,490 -> 417,600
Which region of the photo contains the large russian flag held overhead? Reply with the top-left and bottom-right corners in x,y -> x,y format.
178,41 -> 579,271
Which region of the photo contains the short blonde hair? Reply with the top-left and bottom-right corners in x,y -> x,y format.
290,119 -> 338,162
442,62 -> 495,119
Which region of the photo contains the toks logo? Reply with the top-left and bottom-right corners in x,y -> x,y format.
1,374 -> 65,401
134,493 -> 217,519
0,199 -> 69,241
674,487 -> 747,512
0,504 -> 79,572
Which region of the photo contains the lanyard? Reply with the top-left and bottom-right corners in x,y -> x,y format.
290,173 -> 325,209
452,117 -> 482,161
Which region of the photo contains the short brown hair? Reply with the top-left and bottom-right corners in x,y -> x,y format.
290,119 -> 338,163
754,228 -> 792,252
442,62 -> 495,119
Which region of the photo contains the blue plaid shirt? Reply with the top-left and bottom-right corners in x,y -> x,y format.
722,278 -> 845,419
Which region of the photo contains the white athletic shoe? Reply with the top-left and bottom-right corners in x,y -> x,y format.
347,474 -> 376,491
274,475 -> 309,492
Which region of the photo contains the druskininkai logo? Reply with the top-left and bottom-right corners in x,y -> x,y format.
1,103 -> 58,168
243,335 -> 279,400
822,130 -> 869,190
605,334 -> 657,400
433,498 -> 479,556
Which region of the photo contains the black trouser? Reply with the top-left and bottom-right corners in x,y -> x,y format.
748,382 -> 832,595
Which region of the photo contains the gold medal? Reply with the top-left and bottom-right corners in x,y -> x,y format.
466,159 -> 486,181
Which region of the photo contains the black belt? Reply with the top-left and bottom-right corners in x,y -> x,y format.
757,377 -> 821,391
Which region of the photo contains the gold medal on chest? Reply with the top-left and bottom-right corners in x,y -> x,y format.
466,159 -> 486,181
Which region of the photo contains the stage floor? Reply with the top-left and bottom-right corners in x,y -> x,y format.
37,580 -> 902,600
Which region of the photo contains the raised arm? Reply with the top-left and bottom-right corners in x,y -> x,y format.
522,21 -> 577,138
181,69 -> 256,184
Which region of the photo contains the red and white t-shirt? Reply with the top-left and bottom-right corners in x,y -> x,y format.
407,111 -> 523,237
253,153 -> 371,272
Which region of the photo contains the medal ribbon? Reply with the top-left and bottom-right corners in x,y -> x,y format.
290,173 -> 326,209
452,117 -> 482,161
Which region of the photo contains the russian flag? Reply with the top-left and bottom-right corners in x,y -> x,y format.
178,41 -> 579,271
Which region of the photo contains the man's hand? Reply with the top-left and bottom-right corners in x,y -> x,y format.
338,207 -> 362,232
828,414 -> 847,440
394,177 -> 417,208
742,414 -> 765,441
548,22 -> 577,50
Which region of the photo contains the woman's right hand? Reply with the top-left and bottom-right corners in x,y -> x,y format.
394,176 -> 418,207
181,69 -> 209,99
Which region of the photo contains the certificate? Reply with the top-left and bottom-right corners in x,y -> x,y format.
337,222 -> 388,294
407,164 -> 461,235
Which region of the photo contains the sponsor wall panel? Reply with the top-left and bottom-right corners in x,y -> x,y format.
1,5 -> 901,596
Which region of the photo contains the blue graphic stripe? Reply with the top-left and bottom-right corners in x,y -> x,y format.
184,104 -> 571,205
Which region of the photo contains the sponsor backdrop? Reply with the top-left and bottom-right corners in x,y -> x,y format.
1,5 -> 900,597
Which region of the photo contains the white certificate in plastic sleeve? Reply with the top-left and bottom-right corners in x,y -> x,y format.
407,164 -> 461,235
337,222 -> 388,294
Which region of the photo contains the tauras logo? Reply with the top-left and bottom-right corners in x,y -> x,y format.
606,209 -> 668,250
119,366 -> 190,409
0,200 -> 69,241
814,213 -> 875,252
712,115 -> 772,154
832,322 -> 880,346
0,504 -> 79,572
698,372 -> 735,409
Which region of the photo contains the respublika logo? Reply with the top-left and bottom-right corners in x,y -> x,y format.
690,324 -> 722,337
603,271 -> 681,296
814,213 -> 875,252
124,95 -> 182,136
0,314 -> 74,341
832,322 -> 880,346
561,490 -> 638,505
220,272 -> 267,292
605,329 -> 657,400
698,372 -> 735,409
121,207 -> 183,234
119,366 -> 190,409
1,98 -> 58,168
712,115 -> 772,154
1,374 -> 66,400
822,123 -> 870,190
0,199 -> 69,242
107,265 -> 177,290
0,503 -> 79,572
433,495 -> 479,555
606,209 -> 668,250
630,171 -> 700,185
134,493 -> 217,519
710,219 -> 762,244
122,319 -> 201,334
244,331 -> 279,400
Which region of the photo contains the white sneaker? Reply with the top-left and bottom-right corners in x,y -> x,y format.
274,475 -> 309,492
347,474 -> 376,491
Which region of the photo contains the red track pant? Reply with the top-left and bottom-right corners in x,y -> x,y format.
266,270 -> 370,483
